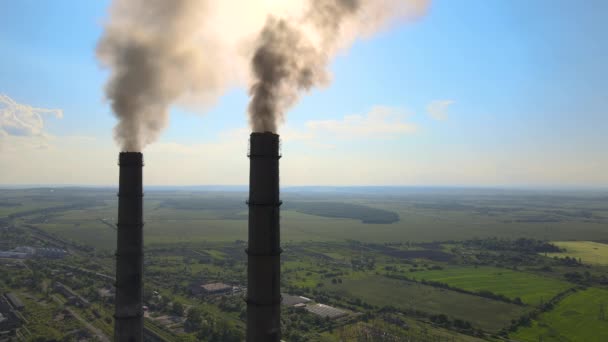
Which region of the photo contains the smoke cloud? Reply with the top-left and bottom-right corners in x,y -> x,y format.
248,0 -> 429,132
97,0 -> 243,152
98,0 -> 428,149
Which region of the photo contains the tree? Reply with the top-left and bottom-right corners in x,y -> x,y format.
430,314 -> 449,326
186,307 -> 203,330
172,301 -> 184,316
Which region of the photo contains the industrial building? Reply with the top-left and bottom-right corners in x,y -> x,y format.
54,282 -> 90,308
35,247 -> 68,259
3,294 -> 23,311
0,252 -> 27,259
12,247 -> 35,255
305,304 -> 348,320
0,295 -> 21,338
0,246 -> 67,260
0,313 -> 19,340
0,298 -> 9,314
281,294 -> 311,307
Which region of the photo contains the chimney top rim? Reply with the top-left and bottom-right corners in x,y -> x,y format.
250,131 -> 279,137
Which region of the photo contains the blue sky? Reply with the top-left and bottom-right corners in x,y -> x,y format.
0,0 -> 606,186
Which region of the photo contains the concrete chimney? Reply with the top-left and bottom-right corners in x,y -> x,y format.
246,132 -> 282,342
114,152 -> 144,342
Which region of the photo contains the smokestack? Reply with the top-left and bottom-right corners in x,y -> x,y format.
246,132 -> 282,342
115,152 -> 144,342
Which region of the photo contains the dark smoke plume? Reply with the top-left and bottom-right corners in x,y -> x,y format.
248,18 -> 326,133
248,0 -> 428,133
248,0 -> 359,133
97,0 -> 428,144
97,0 -> 230,152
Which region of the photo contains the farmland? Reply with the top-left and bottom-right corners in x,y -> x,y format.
411,266 -> 573,305
323,275 -> 527,332
3,187 -> 608,250
1,187 -> 608,340
512,288 -> 608,342
546,241 -> 608,266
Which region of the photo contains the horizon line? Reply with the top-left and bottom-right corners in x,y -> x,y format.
1,184 -> 607,192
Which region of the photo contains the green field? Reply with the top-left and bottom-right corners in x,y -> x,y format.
324,275 -> 527,332
4,187 -> 608,340
36,221 -> 116,249
512,288 -> 608,342
4,188 -> 608,250
547,241 -> 608,266
325,317 -> 487,342
33,205 -> 608,251
411,266 -> 573,305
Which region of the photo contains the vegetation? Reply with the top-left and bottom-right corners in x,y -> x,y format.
511,288 -> 608,341
283,201 -> 400,224
323,275 -> 527,332
411,266 -> 573,305
1,187 -> 607,340
546,241 -> 608,266
5,188 -> 608,250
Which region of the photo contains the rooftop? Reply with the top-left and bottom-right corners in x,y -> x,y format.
200,283 -> 232,292
282,294 -> 311,306
305,303 -> 348,319
4,293 -> 23,309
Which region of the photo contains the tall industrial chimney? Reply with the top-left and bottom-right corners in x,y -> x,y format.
115,152 -> 144,342
246,132 -> 282,342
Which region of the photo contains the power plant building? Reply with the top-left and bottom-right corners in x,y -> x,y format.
200,283 -> 233,296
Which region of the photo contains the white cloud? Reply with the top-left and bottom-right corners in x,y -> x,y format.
305,106 -> 416,138
0,94 -> 63,136
0,94 -> 64,151
426,99 -> 454,121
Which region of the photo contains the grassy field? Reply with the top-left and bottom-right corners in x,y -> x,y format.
34,206 -> 608,251
324,317 -> 487,342
411,266 -> 573,305
4,188 -> 608,250
36,221 -> 116,249
0,201 -> 57,217
4,188 -> 608,341
324,275 -> 527,332
511,288 -> 608,342
546,241 -> 608,266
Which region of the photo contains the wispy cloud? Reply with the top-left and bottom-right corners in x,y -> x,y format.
0,94 -> 64,151
305,106 -> 416,138
0,94 -> 63,137
426,99 -> 454,121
